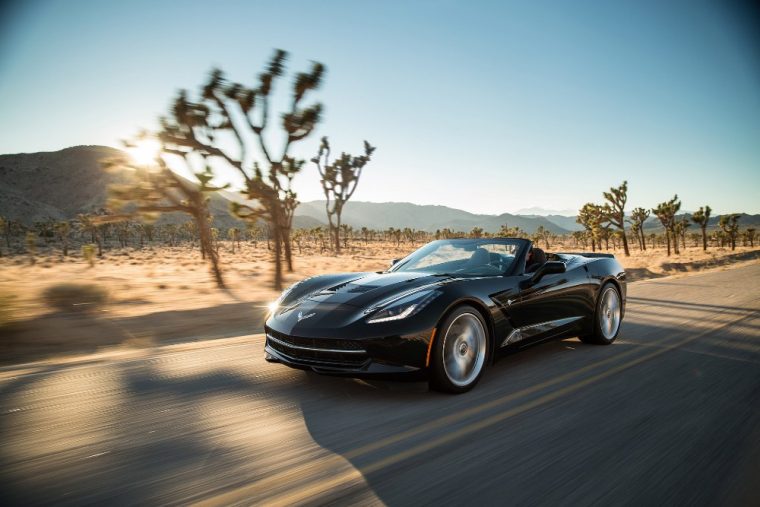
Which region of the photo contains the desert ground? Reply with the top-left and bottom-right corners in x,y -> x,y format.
1,241 -> 758,364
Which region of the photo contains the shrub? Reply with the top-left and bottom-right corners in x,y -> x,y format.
82,244 -> 96,267
43,283 -> 109,313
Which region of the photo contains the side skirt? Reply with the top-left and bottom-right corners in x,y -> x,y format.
500,316 -> 584,348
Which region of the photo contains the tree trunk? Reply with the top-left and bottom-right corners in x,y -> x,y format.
197,214 -> 225,289
334,215 -> 342,255
671,228 -> 680,254
273,223 -> 283,290
665,232 -> 671,256
621,229 -> 630,256
283,227 -> 294,272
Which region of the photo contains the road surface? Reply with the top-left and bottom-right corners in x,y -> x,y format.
1,264 -> 759,506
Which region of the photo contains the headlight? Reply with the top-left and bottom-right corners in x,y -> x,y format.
269,281 -> 304,313
366,289 -> 441,324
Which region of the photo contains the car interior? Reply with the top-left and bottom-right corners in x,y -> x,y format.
525,247 -> 547,273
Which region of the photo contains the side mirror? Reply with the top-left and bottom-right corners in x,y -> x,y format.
522,261 -> 566,288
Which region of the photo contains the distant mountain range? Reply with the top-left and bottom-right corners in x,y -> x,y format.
296,201 -> 576,234
1,146 -> 758,234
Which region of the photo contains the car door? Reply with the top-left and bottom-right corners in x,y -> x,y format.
503,259 -> 593,345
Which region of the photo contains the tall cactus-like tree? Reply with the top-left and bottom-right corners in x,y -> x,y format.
676,216 -> 691,250
629,207 -> 650,251
601,181 -> 630,256
691,205 -> 711,251
55,221 -> 71,256
106,148 -> 228,288
577,203 -> 604,252
718,214 -> 740,250
470,226 -> 484,238
155,49 -> 324,290
312,137 -> 375,254
745,228 -> 755,247
653,195 -> 681,256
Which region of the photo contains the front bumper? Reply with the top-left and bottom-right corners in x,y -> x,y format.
264,327 -> 432,378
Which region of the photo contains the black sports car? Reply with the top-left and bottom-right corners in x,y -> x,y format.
264,238 -> 626,393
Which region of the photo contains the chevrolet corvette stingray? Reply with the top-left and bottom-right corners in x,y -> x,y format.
264,238 -> 625,393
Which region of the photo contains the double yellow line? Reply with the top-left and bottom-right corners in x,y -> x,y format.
197,309 -> 757,506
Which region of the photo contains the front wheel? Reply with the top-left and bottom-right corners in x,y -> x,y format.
580,283 -> 622,345
430,305 -> 489,393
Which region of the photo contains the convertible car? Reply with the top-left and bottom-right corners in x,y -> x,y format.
264,238 -> 625,393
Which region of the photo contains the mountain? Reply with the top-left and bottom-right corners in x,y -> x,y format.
515,206 -> 578,216
521,214 -> 584,232
0,146 -> 322,229
2,146 -> 756,234
296,201 -> 571,234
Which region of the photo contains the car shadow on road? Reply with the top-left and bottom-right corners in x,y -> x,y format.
2,311 -> 758,505
291,314 -> 760,505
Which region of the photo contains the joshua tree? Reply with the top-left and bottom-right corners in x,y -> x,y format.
652,195 -> 681,256
629,207 -> 650,251
577,203 -> 604,252
499,224 -> 527,239
676,216 -> 691,250
226,228 -> 239,253
691,205 -> 711,251
601,181 -> 630,256
746,228 -> 756,247
77,214 -> 104,257
340,223 -> 353,249
106,150 -> 228,288
533,225 -> 552,249
312,137 -> 375,254
155,50 -> 324,290
55,221 -> 71,256
719,214 -> 740,250
470,226 -> 484,238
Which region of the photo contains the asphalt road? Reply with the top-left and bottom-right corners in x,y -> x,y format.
1,264 -> 759,506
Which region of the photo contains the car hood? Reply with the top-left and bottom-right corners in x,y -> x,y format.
270,271 -> 448,332
305,271 -> 445,308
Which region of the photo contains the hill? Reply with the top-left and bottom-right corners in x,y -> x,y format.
2,146 -> 757,234
296,201 -> 571,234
0,146 -> 322,229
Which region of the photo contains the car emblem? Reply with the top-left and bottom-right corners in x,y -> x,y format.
297,311 -> 316,322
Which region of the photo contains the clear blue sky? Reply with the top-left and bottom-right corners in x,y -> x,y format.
1,0 -> 758,215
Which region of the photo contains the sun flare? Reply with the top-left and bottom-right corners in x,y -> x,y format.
129,138 -> 162,165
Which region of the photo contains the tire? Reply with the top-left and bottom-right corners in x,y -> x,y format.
430,305 -> 489,393
580,282 -> 622,345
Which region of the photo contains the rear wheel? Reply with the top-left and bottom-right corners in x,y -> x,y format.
580,283 -> 622,345
430,305 -> 489,393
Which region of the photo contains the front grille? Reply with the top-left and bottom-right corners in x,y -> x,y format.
266,329 -> 369,368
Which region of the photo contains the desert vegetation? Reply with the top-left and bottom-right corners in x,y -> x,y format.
1,51 -> 758,364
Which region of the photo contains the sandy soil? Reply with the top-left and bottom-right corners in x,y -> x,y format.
1,241 -> 758,364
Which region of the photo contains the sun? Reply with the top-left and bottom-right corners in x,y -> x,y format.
129,138 -> 162,165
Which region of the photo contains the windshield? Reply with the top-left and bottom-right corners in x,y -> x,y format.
390,239 -> 523,276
